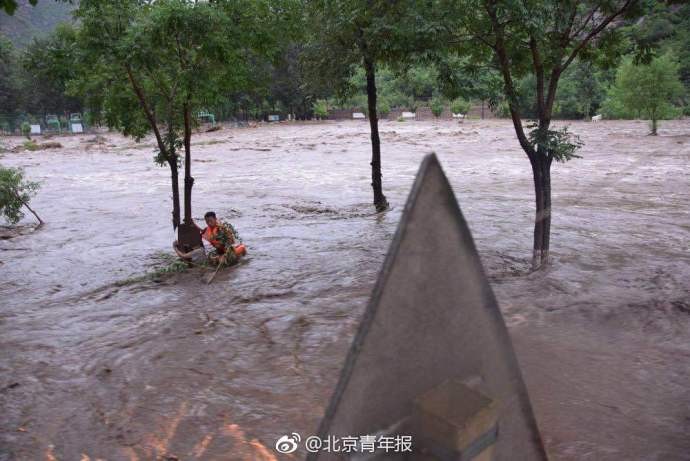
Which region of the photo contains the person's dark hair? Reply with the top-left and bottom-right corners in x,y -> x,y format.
204,211 -> 216,219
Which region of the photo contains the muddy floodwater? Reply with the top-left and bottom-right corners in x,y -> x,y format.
1,119 -> 689,461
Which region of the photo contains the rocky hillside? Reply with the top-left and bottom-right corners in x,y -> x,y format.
0,0 -> 75,48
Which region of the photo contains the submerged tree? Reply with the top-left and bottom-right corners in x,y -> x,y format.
73,0 -> 269,233
306,0 -> 412,212
0,166 -> 42,226
439,0 -> 643,269
605,53 -> 683,134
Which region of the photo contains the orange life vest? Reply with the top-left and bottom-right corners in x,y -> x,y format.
202,225 -> 225,254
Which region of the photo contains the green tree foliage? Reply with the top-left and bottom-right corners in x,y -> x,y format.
672,6 -> 690,94
210,1 -> 304,121
305,0 -> 414,212
268,44 -> 313,119
554,61 -> 604,119
338,66 -> 429,114
450,98 -> 471,115
430,97 -> 444,117
0,35 -> 20,117
398,66 -> 438,101
603,53 -> 683,134
20,121 -> 30,138
71,0 -> 276,230
436,0 -> 642,268
621,2 -> 690,112
313,99 -> 329,118
0,165 -> 42,225
623,1 -> 683,63
496,62 -> 609,121
436,56 -> 504,110
504,60 -> 608,120
20,23 -> 81,116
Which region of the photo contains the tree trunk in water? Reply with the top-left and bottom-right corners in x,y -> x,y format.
169,159 -> 181,230
530,154 -> 552,269
183,105 -> 193,224
542,160 -> 552,262
651,117 -> 658,136
13,190 -> 43,227
124,65 -> 179,229
364,58 -> 389,212
23,201 -> 43,227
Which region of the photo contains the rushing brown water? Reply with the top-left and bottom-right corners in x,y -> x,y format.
1,119 -> 689,460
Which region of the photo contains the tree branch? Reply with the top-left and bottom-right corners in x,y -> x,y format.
485,0 -> 534,157
125,65 -> 168,159
543,66 -> 561,123
562,0 -> 634,70
562,5 -> 579,42
529,36 -> 546,120
12,190 -> 43,227
569,6 -> 599,42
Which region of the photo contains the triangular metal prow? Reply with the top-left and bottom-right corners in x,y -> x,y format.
310,154 -> 547,460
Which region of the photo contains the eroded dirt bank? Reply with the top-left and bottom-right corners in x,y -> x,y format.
1,119 -> 689,460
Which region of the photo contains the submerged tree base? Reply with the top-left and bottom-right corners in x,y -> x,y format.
531,251 -> 551,271
374,199 -> 390,213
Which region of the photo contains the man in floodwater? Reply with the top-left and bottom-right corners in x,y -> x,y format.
200,211 -> 248,265
199,211 -> 230,262
174,211 -> 246,265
